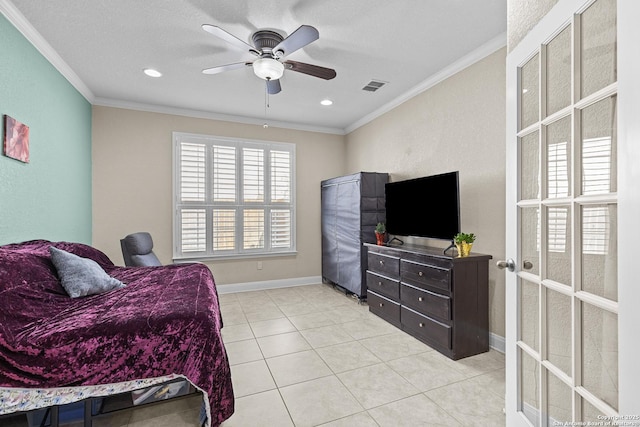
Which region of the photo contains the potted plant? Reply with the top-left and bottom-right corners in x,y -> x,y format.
375,222 -> 386,245
453,232 -> 476,257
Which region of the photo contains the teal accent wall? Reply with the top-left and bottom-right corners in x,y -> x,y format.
0,14 -> 92,245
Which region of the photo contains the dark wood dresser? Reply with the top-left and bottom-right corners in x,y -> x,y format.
364,243 -> 492,360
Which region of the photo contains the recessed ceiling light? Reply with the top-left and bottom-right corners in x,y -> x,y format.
143,68 -> 162,78
320,99 -> 333,106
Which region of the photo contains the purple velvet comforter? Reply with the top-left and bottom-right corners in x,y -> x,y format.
0,240 -> 234,426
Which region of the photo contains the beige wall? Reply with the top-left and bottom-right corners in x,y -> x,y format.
345,48 -> 507,337
92,106 -> 345,287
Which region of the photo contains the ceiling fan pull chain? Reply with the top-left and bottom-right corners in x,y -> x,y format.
263,80 -> 269,128
266,79 -> 271,108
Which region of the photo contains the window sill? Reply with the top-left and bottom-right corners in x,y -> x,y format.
173,251 -> 297,263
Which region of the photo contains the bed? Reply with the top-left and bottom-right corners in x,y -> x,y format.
0,240 -> 234,426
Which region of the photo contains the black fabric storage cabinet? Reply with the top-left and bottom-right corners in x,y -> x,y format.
321,172 -> 388,299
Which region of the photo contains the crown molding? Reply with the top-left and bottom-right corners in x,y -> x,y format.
93,97 -> 346,135
344,31 -> 507,135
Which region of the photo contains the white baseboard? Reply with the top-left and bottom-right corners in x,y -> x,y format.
490,332 -> 506,354
216,276 -> 323,294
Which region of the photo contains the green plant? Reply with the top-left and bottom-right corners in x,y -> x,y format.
454,232 -> 476,244
375,222 -> 386,234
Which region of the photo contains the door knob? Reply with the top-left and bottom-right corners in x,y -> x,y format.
496,259 -> 516,272
523,260 -> 534,270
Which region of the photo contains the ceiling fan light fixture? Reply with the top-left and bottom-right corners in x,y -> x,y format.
253,58 -> 285,80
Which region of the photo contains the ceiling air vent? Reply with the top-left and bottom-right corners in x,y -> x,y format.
362,80 -> 387,92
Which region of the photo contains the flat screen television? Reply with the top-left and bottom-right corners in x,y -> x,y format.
385,171 -> 460,240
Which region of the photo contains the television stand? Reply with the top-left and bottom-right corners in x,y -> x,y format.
365,243 -> 492,360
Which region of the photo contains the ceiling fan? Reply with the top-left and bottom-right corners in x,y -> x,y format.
201,24 -> 337,95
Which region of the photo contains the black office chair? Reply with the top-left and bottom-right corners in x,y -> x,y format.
120,232 -> 162,267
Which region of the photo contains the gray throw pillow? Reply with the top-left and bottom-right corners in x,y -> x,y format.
49,246 -> 126,298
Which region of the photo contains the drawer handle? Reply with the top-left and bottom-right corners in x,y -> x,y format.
418,271 -> 423,277
419,322 -> 425,328
379,260 -> 384,266
418,297 -> 423,302
378,281 -> 383,286
379,303 -> 384,307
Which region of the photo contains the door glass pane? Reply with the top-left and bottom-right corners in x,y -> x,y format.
520,348 -> 540,425
547,369 -> 572,424
546,26 -> 572,116
547,205 -> 571,285
521,207 -> 540,276
581,397 -> 606,422
581,96 -> 617,195
520,279 -> 539,352
580,0 -> 617,98
520,131 -> 540,201
520,54 -> 539,130
546,288 -> 571,376
582,204 -> 617,301
546,116 -> 571,199
581,302 -> 618,410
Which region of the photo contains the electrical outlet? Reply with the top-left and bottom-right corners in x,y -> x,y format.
257,261 -> 263,270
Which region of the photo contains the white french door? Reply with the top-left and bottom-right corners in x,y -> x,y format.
505,0 -> 640,425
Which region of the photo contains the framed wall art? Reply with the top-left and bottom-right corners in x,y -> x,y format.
3,115 -> 30,163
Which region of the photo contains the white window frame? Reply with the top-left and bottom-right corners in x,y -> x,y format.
172,132 -> 296,260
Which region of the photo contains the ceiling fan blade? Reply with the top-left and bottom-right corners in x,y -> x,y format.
272,25 -> 319,57
202,24 -> 259,55
284,60 -> 336,80
266,79 -> 282,95
202,62 -> 250,75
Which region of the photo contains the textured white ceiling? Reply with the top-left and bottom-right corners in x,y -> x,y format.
5,0 -> 507,134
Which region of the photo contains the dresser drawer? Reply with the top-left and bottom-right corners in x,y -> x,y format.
401,260 -> 451,292
368,291 -> 400,326
368,252 -> 400,278
366,271 -> 400,300
401,306 -> 451,349
400,284 -> 450,321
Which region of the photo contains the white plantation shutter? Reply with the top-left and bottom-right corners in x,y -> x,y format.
243,209 -> 265,249
179,142 -> 207,253
271,209 -> 291,248
243,148 -> 264,203
180,143 -> 205,202
271,150 -> 291,203
212,145 -> 236,203
181,209 -> 206,252
213,209 -> 235,251
173,133 -> 295,259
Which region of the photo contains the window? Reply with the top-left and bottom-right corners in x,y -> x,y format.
173,132 -> 295,259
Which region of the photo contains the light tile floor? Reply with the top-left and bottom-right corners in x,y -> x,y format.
3,284 -> 505,427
